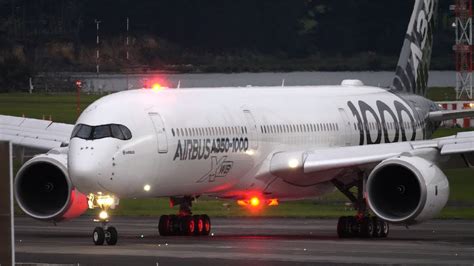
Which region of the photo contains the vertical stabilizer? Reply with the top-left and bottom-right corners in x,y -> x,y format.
392,0 -> 438,96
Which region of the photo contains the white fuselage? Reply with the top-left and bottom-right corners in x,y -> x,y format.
68,85 -> 432,201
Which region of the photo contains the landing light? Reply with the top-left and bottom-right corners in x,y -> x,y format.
99,210 -> 109,220
470,103 -> 474,109
97,197 -> 114,207
288,159 -> 299,169
144,184 -> 151,192
246,149 -> 255,156
88,194 -> 117,209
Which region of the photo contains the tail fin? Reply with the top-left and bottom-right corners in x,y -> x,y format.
392,0 -> 438,96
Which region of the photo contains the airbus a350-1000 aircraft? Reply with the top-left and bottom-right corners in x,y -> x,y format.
2,0 -> 474,245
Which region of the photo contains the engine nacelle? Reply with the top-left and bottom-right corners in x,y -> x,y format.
15,149 -> 88,221
367,156 -> 449,225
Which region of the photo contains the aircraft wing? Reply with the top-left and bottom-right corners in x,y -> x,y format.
269,132 -> 474,186
0,115 -> 73,151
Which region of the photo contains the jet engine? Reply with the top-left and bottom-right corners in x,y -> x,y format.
15,148 -> 88,221
366,156 -> 449,225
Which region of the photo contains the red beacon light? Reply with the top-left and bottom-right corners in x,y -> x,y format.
144,82 -> 167,92
151,83 -> 163,92
237,196 -> 279,209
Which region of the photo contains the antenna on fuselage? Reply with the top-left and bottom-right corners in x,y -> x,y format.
281,79 -> 285,87
177,80 -> 181,89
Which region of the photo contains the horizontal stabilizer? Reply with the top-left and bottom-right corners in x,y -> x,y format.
428,109 -> 474,122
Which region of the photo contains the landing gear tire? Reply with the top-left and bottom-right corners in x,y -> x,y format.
337,216 -> 349,238
105,226 -> 118,245
337,216 -> 389,239
93,227 -> 105,245
201,214 -> 211,236
347,216 -> 357,237
372,217 -> 382,237
181,216 -> 195,236
170,215 -> 179,236
159,214 -> 211,236
193,215 -> 204,236
360,217 -> 374,238
379,219 -> 389,238
159,215 -> 172,236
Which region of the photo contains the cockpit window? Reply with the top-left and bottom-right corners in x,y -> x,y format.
76,125 -> 93,139
93,125 -> 111,139
110,124 -> 125,139
71,124 -> 132,140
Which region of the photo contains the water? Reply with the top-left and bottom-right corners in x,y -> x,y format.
71,71 -> 457,92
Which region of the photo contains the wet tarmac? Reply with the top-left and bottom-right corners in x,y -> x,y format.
15,216 -> 474,265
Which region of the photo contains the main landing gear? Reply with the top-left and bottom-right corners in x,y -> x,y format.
332,178 -> 389,239
158,196 -> 211,236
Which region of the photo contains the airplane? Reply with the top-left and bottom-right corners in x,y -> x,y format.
2,0 -> 473,245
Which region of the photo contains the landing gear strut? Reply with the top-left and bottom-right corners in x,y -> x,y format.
158,196 -> 211,236
332,177 -> 389,239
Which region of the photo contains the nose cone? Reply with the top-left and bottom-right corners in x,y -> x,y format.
68,140 -> 112,194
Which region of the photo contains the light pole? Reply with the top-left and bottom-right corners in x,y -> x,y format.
126,17 -> 130,90
95,19 -> 101,76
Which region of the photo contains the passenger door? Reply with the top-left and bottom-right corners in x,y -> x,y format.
338,108 -> 352,146
243,110 -> 259,150
148,112 -> 168,153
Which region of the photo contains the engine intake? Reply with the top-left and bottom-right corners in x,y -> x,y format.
15,150 -> 88,221
367,156 -> 449,224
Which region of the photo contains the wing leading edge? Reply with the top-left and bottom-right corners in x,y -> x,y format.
0,115 -> 73,151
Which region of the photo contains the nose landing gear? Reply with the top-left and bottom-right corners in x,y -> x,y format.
332,178 -> 390,239
158,196 -> 211,236
88,194 -> 119,245
93,221 -> 118,245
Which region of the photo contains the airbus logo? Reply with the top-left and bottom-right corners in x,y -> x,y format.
197,156 -> 234,183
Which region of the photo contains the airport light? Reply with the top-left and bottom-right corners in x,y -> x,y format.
144,184 -> 151,192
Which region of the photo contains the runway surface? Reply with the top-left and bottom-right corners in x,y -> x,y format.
15,216 -> 474,265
